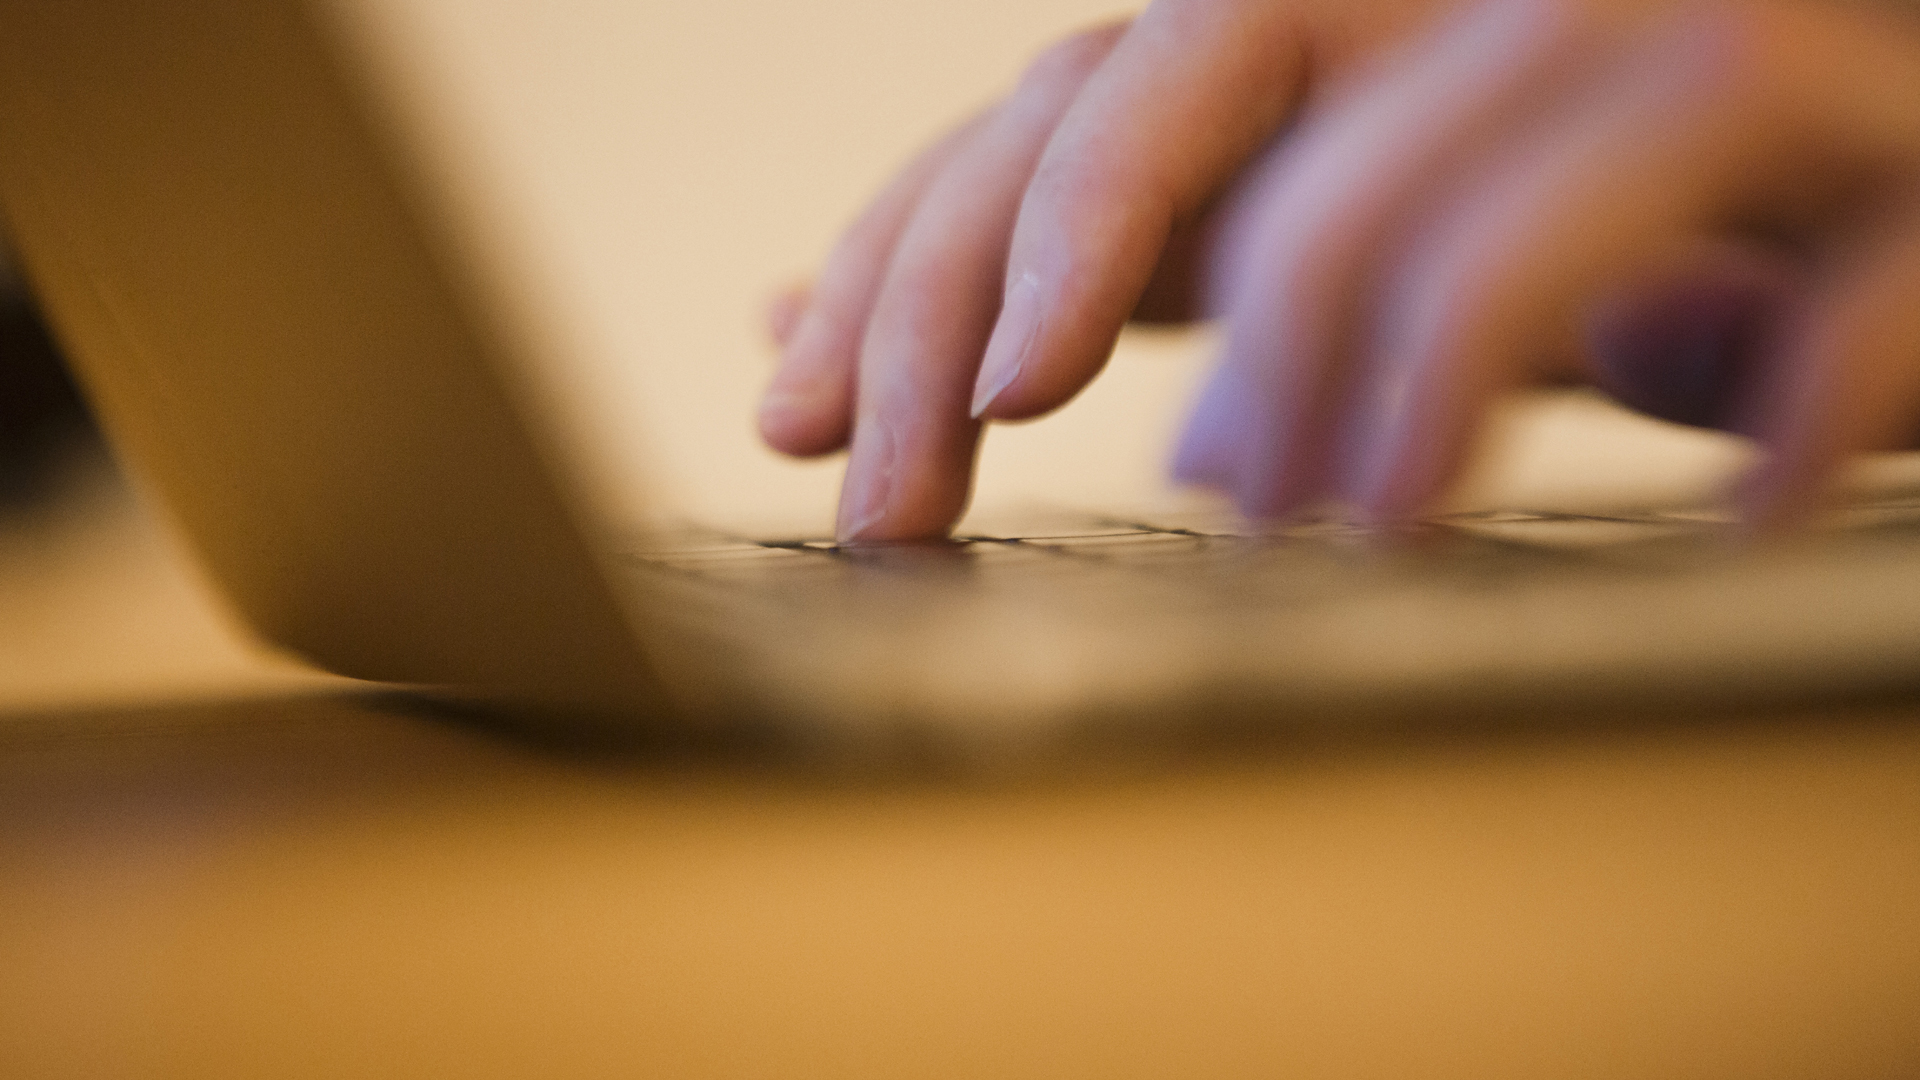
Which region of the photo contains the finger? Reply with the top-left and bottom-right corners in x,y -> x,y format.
1739,213 -> 1920,529
1584,239 -> 1801,430
1344,1 -> 1920,523
1339,11 -> 1723,522
1128,209 -> 1222,325
764,280 -> 811,350
838,23 -> 1129,541
1174,0 -> 1614,517
758,109 -> 992,458
968,0 -> 1340,422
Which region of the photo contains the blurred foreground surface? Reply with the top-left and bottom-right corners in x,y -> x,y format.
2,464 -> 1919,1080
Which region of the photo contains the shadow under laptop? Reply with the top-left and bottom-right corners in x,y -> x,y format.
8,677 -> 1920,813
0,279 -> 100,512
6,680 -> 1920,1017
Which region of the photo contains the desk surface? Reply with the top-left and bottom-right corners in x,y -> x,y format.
3,464 -> 1918,1080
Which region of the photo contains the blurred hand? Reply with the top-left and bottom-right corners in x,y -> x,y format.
1174,0 -> 1920,529
759,0 -> 1448,539
761,0 -> 1920,539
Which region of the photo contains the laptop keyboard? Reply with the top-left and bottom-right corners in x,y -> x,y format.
625,505 -> 1736,575
615,493 -> 1920,619
609,495 -> 1920,739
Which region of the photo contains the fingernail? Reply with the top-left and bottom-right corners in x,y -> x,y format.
836,418 -> 897,542
972,271 -> 1043,418
1732,453 -> 1817,539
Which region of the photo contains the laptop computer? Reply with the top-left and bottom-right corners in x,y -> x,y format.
6,0 -> 1920,757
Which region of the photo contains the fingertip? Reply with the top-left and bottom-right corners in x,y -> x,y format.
1730,436 -> 1833,539
1170,369 -> 1243,489
764,281 -> 813,350
1169,437 -> 1230,490
1337,366 -> 1476,530
758,377 -> 850,458
833,415 -> 974,542
756,359 -> 848,451
1341,425 -> 1406,527
759,297 -> 862,457
835,419 -> 894,542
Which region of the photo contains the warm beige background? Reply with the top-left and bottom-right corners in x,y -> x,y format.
322,0 -> 1752,536
328,0 -> 1174,532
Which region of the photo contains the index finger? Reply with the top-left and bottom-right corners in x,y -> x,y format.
969,0 -> 1439,421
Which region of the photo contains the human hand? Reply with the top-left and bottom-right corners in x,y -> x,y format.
1172,0 -> 1920,529
758,0 -> 1452,540
762,0 -> 1920,540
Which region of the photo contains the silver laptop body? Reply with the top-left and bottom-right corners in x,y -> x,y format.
6,0 -> 1920,754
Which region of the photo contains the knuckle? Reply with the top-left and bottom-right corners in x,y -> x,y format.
1016,21 -> 1127,98
1024,153 -> 1106,209
1646,1 -> 1796,107
1024,151 -> 1161,241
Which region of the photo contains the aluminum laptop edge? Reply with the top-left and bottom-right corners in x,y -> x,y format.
7,0 -> 1920,758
